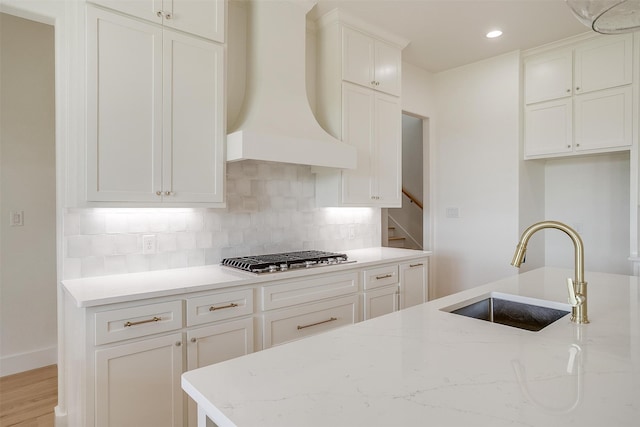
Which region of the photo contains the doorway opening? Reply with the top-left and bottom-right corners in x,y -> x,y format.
382,112 -> 429,250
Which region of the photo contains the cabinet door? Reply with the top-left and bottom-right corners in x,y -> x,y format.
87,7 -> 163,202
186,318 -> 254,370
524,98 -> 573,158
165,0 -> 225,42
524,50 -> 573,104
374,40 -> 401,96
574,34 -> 633,95
574,85 -> 633,152
162,30 -> 224,203
363,286 -> 397,320
95,333 -> 183,427
342,26 -> 375,90
341,82 -> 375,204
373,92 -> 401,206
186,318 -> 254,426
399,260 -> 428,309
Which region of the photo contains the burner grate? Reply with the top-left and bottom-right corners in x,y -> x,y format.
222,250 -> 348,273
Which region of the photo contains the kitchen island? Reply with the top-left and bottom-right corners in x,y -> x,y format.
182,267 -> 639,426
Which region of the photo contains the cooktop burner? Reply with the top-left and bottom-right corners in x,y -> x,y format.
222,250 -> 353,274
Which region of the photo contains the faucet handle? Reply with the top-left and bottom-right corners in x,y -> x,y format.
566,278 -> 579,306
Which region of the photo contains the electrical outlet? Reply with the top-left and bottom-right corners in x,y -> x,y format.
142,234 -> 157,254
9,211 -> 24,227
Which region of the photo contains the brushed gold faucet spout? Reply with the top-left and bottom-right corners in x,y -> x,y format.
511,221 -> 589,324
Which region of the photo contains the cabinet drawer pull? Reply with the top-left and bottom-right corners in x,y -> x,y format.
209,303 -> 239,312
124,316 -> 161,327
409,263 -> 424,268
376,274 -> 393,280
297,317 -> 337,330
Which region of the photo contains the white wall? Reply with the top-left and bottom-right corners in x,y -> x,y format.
0,13 -> 57,375
432,51 -> 521,297
544,153 -> 631,275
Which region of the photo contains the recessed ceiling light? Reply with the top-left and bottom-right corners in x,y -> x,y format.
486,30 -> 503,38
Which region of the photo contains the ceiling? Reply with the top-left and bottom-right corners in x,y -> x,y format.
310,0 -> 591,72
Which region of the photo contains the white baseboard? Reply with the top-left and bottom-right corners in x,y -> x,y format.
0,346 -> 57,376
54,406 -> 67,427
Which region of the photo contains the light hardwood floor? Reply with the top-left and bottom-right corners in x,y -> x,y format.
0,365 -> 56,427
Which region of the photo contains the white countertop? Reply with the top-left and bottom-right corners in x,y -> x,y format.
61,247 -> 431,307
182,267 -> 640,427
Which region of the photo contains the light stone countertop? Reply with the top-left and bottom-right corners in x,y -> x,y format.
61,247 -> 432,307
182,267 -> 640,427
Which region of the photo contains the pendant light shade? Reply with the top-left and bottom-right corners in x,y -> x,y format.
566,0 -> 640,33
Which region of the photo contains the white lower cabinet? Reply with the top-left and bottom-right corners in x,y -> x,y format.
399,259 -> 428,309
88,293 -> 255,427
185,318 -> 254,426
363,285 -> 398,320
95,333 -> 184,427
263,295 -> 360,348
64,255 -> 430,426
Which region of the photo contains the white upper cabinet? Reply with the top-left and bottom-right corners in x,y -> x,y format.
340,83 -> 401,206
342,26 -> 401,96
88,0 -> 225,42
524,50 -> 572,104
86,6 -> 224,205
314,9 -> 406,207
574,35 -> 633,95
523,33 -> 635,159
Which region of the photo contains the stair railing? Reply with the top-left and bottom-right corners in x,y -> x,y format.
402,187 -> 423,210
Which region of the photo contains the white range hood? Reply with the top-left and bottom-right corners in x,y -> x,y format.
227,0 -> 357,169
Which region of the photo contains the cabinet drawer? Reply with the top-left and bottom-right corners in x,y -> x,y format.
263,295 -> 359,348
186,289 -> 254,326
363,264 -> 399,290
94,300 -> 183,345
261,272 -> 358,310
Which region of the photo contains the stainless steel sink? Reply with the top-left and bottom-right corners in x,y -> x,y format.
442,292 -> 571,332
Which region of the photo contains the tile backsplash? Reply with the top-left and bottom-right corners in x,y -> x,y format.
64,161 -> 380,279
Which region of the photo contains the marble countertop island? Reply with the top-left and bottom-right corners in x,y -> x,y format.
182,267 -> 639,427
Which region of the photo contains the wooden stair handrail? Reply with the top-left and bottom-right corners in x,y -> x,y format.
402,187 -> 423,210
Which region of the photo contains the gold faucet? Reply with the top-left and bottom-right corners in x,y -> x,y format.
511,221 -> 589,324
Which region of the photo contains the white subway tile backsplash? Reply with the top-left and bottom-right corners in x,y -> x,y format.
63,161 -> 380,279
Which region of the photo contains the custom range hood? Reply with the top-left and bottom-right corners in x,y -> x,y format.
227,0 -> 357,169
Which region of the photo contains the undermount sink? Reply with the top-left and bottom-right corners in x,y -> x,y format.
442,292 -> 571,332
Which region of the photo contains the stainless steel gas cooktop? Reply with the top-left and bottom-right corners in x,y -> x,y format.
221,250 -> 354,274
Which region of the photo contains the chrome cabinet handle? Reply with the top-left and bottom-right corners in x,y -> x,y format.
164,12 -> 172,19
209,303 -> 239,312
164,191 -> 173,196
376,274 -> 393,280
409,263 -> 424,268
124,316 -> 161,327
297,317 -> 337,330
155,191 -> 162,196
157,10 -> 163,17
175,341 -> 181,347
190,337 -> 197,343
